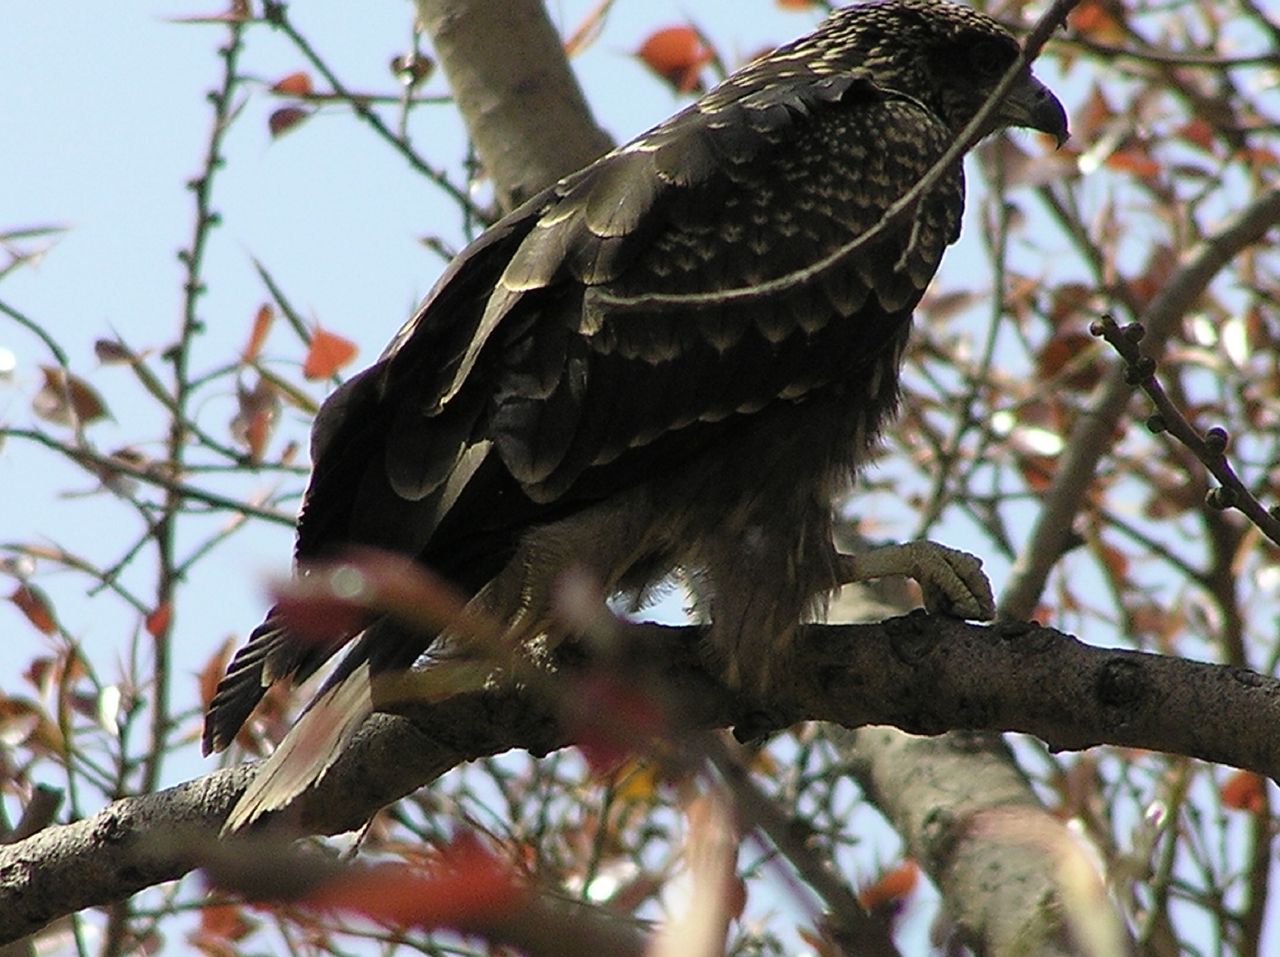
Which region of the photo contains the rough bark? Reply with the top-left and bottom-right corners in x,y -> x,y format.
412,0 -> 613,208
4,615 -> 1280,942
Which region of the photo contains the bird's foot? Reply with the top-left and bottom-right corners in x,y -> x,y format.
836,540 -> 995,620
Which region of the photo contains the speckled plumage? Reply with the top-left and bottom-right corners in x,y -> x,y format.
206,0 -> 1067,829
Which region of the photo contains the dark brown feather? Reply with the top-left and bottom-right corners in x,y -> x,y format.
205,0 -> 1067,826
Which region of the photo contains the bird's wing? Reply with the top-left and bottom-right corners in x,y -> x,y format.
202,72 -> 963,753
453,78 -> 963,506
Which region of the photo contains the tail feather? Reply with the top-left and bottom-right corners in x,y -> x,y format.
202,612 -> 350,756
221,661 -> 373,834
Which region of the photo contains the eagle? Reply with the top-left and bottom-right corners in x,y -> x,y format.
206,0 -> 1068,831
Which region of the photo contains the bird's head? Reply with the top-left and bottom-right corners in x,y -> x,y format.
810,0 -> 1069,145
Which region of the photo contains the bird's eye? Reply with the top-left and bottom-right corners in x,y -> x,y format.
968,39 -> 1015,80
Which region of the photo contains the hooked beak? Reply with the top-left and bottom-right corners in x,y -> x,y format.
999,73 -> 1069,147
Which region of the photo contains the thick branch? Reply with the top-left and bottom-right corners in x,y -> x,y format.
413,0 -> 613,208
4,614 -> 1278,942
1000,186 -> 1280,619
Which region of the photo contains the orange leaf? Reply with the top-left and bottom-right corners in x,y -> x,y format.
242,304 -> 274,363
145,602 -> 172,638
1069,0 -> 1126,44
1220,769 -> 1266,813
270,71 -> 312,96
302,328 -> 358,380
268,106 -> 310,138
1238,145 -> 1279,169
303,834 -> 528,929
636,26 -> 711,93
777,0 -> 820,7
1104,148 -> 1160,179
10,584 -> 57,635
189,902 -> 257,956
858,859 -> 919,912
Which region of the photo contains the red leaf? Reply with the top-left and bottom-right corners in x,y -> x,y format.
858,859 -> 919,912
1104,147 -> 1160,179
268,106 -> 310,138
303,834 -> 527,929
1220,769 -> 1266,813
145,602 -> 172,638
273,548 -> 475,644
10,584 -> 57,635
302,328 -> 358,380
1068,1 -> 1126,44
242,304 -> 274,363
636,26 -> 712,93
568,673 -> 667,775
1177,118 -> 1214,152
272,589 -> 368,646
270,71 -> 312,96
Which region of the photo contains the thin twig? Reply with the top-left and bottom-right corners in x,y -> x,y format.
3,428 -> 294,527
1090,314 -> 1280,547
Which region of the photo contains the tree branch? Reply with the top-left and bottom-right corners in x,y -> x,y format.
412,0 -> 613,208
4,614 -> 1278,943
999,186 -> 1280,619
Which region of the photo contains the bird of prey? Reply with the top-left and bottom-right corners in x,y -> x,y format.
206,0 -> 1068,830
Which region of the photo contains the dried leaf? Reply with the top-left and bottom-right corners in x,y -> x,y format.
10,584 -> 57,635
242,304 -> 274,363
303,833 -> 527,929
230,377 -> 280,462
1177,118 -> 1214,152
198,638 -> 236,711
390,51 -> 434,86
635,26 -> 711,93
858,859 -> 919,913
33,366 -> 109,426
268,106 -> 310,138
189,902 -> 257,956
94,338 -> 138,364
1220,769 -> 1266,813
302,328 -> 358,380
270,71 -> 312,96
145,602 -> 172,638
0,695 -> 64,753
1036,332 -> 1102,391
1104,147 -> 1160,179
1069,0 -> 1126,44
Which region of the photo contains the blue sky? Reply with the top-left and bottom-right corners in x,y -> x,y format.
0,1 -> 816,700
